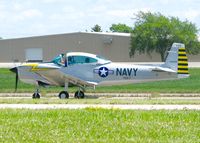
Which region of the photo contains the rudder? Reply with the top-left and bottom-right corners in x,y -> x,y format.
177,47 -> 189,74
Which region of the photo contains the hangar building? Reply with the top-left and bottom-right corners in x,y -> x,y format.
0,32 -> 199,63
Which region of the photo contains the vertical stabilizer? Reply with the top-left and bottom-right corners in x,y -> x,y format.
164,43 -> 189,77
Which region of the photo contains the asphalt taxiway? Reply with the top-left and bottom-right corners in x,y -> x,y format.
0,93 -> 199,110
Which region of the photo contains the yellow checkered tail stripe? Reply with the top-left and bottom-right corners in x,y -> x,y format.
177,47 -> 189,74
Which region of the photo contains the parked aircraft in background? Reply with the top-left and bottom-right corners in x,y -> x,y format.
10,43 -> 189,99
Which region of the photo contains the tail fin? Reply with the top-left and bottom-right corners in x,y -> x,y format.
164,43 -> 189,77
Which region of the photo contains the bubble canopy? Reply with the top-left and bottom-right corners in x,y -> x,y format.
51,52 -> 111,66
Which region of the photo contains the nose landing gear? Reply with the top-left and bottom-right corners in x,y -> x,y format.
32,88 -> 40,99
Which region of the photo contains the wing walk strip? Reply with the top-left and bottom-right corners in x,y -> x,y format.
177,47 -> 189,74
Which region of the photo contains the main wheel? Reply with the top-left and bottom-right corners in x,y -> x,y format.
58,91 -> 69,99
32,93 -> 40,99
74,91 -> 85,99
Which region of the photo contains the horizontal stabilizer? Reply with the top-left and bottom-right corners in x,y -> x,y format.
151,67 -> 176,73
86,81 -> 98,85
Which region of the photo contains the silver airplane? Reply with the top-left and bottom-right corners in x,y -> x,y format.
10,43 -> 189,99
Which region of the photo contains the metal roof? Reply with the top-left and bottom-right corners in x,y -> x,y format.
0,32 -> 131,40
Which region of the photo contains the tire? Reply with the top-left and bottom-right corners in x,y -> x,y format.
74,91 -> 85,99
58,91 -> 69,99
32,93 -> 40,99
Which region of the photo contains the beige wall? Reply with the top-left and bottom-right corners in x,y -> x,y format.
0,32 -> 199,62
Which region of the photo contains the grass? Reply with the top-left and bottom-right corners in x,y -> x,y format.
0,109 -> 199,143
1,68 -> 199,143
0,68 -> 200,93
0,97 -> 200,104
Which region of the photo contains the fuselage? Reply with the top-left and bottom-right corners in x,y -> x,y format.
17,62 -> 179,87
61,62 -> 178,86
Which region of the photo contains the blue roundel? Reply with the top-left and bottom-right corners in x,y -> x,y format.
98,67 -> 109,78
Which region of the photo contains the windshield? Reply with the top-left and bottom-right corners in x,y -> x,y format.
52,53 -> 111,66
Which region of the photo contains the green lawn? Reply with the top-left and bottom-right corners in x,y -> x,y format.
0,109 -> 199,143
0,68 -> 200,93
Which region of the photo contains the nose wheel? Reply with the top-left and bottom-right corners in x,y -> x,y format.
74,91 -> 85,99
32,88 -> 40,99
32,93 -> 40,99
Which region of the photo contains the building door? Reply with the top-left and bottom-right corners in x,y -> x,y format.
25,48 -> 43,62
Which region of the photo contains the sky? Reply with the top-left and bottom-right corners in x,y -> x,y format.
1,0 -> 200,39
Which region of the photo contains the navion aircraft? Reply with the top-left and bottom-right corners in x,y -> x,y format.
10,43 -> 189,99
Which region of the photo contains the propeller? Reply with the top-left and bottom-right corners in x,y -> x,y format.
10,67 -> 18,92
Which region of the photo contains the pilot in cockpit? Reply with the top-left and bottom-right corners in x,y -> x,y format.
52,53 -> 65,66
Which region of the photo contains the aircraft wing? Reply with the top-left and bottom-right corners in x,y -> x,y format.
62,73 -> 98,87
18,63 -> 62,86
30,66 -> 98,87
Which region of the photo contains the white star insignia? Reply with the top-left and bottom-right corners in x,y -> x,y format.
100,68 -> 108,76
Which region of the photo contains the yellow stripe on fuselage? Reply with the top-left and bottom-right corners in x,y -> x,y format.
31,68 -> 51,71
22,63 -> 39,71
22,63 -> 39,67
22,63 -> 50,71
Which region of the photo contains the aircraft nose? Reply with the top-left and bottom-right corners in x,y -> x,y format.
10,67 -> 18,73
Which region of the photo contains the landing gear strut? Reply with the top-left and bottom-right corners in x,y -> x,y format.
58,82 -> 69,99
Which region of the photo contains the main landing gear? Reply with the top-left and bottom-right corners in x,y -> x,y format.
58,91 -> 69,99
58,82 -> 85,99
58,90 -> 85,99
74,90 -> 85,99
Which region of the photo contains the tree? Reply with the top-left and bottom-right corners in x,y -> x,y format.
91,24 -> 102,32
130,11 -> 200,61
110,23 -> 132,33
